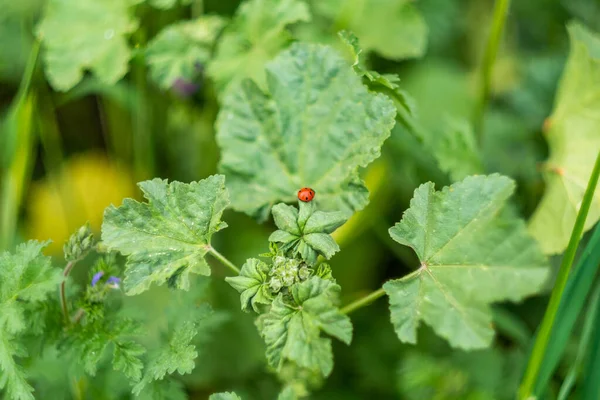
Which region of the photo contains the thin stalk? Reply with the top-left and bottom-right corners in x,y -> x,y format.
519,151 -> 600,399
60,260 -> 77,324
0,40 -> 40,250
341,288 -> 386,315
557,282 -> 600,400
472,0 -> 511,141
207,246 -> 240,275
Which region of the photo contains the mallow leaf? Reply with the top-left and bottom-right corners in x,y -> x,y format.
528,22 -> 600,255
217,42 -> 396,220
259,277 -> 352,377
269,201 -> 346,264
102,175 -> 229,295
315,0 -> 428,60
225,258 -> 274,313
37,0 -> 140,91
0,241 -> 60,400
207,0 -> 310,93
383,175 -> 548,349
146,16 -> 226,90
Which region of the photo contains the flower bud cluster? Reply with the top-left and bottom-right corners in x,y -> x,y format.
268,255 -> 312,293
64,223 -> 95,262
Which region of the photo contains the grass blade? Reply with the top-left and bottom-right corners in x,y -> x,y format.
533,223 -> 600,395
519,151 -> 600,399
580,284 -> 600,400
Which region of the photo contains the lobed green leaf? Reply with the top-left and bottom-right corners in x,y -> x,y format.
102,175 -> 229,295
528,22 -> 600,254
37,0 -> 140,91
384,175 -> 549,349
217,42 -> 396,220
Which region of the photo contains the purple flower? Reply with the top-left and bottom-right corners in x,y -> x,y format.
172,78 -> 199,98
91,271 -> 105,286
107,276 -> 121,289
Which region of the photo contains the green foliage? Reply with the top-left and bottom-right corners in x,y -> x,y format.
269,200 -> 347,264
207,0 -> 311,93
383,175 -> 549,349
314,0 -> 428,60
134,303 -> 216,394
148,0 -> 191,9
209,392 -> 242,400
0,241 -> 61,400
146,16 -> 226,90
225,258 -> 273,313
63,222 -> 95,262
431,117 -> 483,182
217,42 -> 396,220
528,21 -> 600,254
66,317 -> 145,380
258,276 -> 352,378
102,175 -> 229,295
37,0 -> 141,91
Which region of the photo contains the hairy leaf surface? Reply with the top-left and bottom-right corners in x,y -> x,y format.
146,16 -> 226,89
37,0 -> 140,91
259,277 -> 352,377
225,258 -> 273,312
0,241 -> 61,400
384,175 -> 548,349
102,175 -> 229,295
207,0 -> 310,93
528,22 -> 600,254
217,43 -> 396,220
316,0 -> 427,60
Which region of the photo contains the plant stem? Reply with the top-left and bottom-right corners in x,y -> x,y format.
519,151 -> 600,399
472,0 -> 511,141
60,260 -> 77,324
340,288 -> 386,315
207,246 -> 240,274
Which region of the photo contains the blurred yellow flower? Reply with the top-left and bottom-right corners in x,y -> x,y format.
26,153 -> 135,254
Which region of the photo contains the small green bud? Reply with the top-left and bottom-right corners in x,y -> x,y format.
298,266 -> 311,280
270,277 -> 283,293
64,222 -> 95,262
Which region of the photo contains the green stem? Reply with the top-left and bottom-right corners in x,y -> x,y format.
60,260 -> 77,324
519,151 -> 600,399
207,246 -> 240,275
472,0 -> 511,141
340,288 -> 386,315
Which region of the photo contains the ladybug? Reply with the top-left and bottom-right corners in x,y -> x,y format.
298,187 -> 315,202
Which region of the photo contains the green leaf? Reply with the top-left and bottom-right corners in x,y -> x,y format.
102,175 -> 229,295
431,117 -> 483,182
134,304 -> 215,394
259,277 -> 352,377
338,30 -> 416,114
67,317 -> 145,381
207,0 -> 310,93
268,202 -> 346,264
0,241 -> 61,333
528,22 -> 600,255
317,0 -> 428,60
383,175 -> 549,349
217,42 -> 396,220
37,0 -> 140,91
225,258 -> 274,312
209,392 -> 242,400
146,16 -> 226,89
0,241 -> 61,400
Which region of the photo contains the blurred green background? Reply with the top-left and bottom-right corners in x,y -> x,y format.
1,0 -> 599,398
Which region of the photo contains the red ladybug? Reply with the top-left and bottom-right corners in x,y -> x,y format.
298,187 -> 315,202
